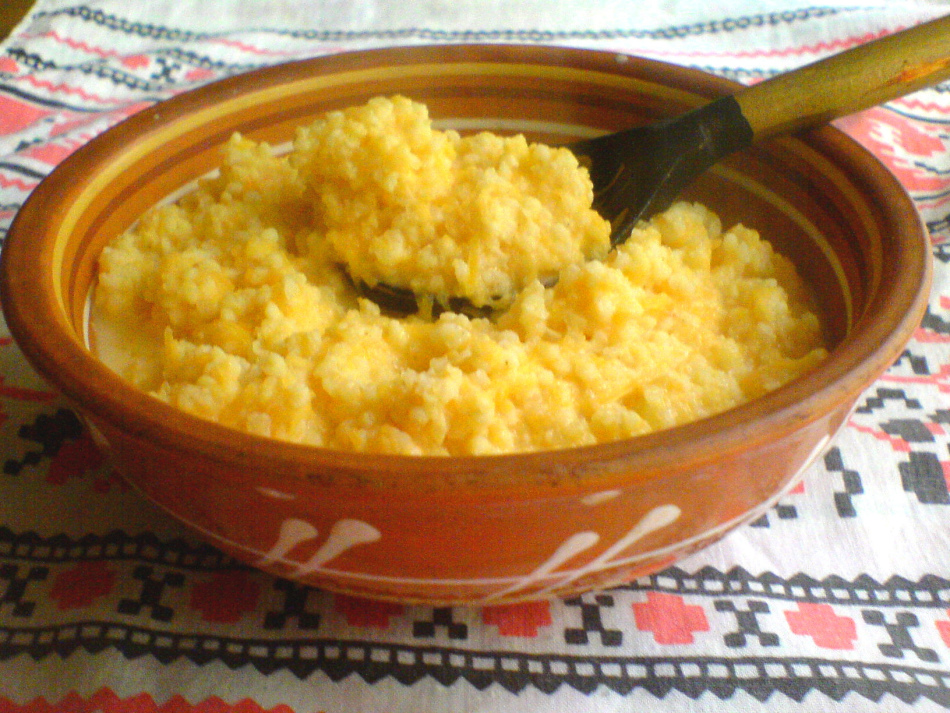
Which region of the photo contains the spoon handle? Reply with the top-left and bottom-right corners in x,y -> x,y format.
735,13 -> 950,140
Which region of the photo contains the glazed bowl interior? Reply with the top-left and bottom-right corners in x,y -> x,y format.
4,47 -> 928,477
8,46 -> 923,481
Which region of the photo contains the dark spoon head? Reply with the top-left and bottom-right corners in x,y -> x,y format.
354,278 -> 496,320
571,95 -> 754,246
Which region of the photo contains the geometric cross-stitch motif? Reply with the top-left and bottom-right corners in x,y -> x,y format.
564,594 -> 623,647
115,565 -> 186,623
748,499 -> 799,528
920,300 -> 950,332
900,451 -> 950,505
412,607 -> 468,640
856,388 -> 922,414
263,579 -> 321,630
481,601 -> 553,638
823,446 -> 864,517
3,407 -> 84,476
189,570 -> 262,624
714,600 -> 779,648
632,592 -> 709,644
881,418 -> 939,444
784,602 -> 857,649
0,563 -> 49,618
334,595 -> 405,629
861,610 -> 940,663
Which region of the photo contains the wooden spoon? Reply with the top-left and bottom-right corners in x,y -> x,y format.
360,13 -> 950,317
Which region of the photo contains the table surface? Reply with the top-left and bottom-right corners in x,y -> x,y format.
1,2 -> 950,711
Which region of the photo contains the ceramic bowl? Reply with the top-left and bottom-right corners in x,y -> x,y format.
0,45 -> 930,604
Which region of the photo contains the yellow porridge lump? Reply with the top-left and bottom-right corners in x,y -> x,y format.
293,95 -> 610,308
93,95 -> 828,456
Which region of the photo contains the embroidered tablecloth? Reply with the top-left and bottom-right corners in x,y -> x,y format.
1,1 -> 950,711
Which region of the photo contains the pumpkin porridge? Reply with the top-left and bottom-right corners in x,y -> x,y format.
92,95 -> 828,455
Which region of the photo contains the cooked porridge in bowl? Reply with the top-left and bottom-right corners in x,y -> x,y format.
92,95 -> 828,456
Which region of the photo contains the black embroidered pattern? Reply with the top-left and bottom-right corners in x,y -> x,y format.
0,626 -> 947,704
29,5 -> 853,43
823,447 -> 864,518
1,521 -> 949,704
4,408 -> 84,476
0,162 -> 48,181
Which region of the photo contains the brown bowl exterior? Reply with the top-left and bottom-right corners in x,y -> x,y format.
0,45 -> 931,604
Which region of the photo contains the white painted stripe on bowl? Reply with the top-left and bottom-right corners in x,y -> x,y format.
150,430 -> 834,597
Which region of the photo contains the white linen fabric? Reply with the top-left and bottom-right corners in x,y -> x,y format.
1,2 -> 949,711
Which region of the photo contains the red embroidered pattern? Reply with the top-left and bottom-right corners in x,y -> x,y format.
189,571 -> 262,624
333,594 -> 404,628
632,592 -> 709,645
0,690 -> 298,713
49,561 -> 116,610
785,602 -> 857,650
482,601 -> 553,637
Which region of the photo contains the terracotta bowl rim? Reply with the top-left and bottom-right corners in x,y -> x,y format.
0,43 -> 932,491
